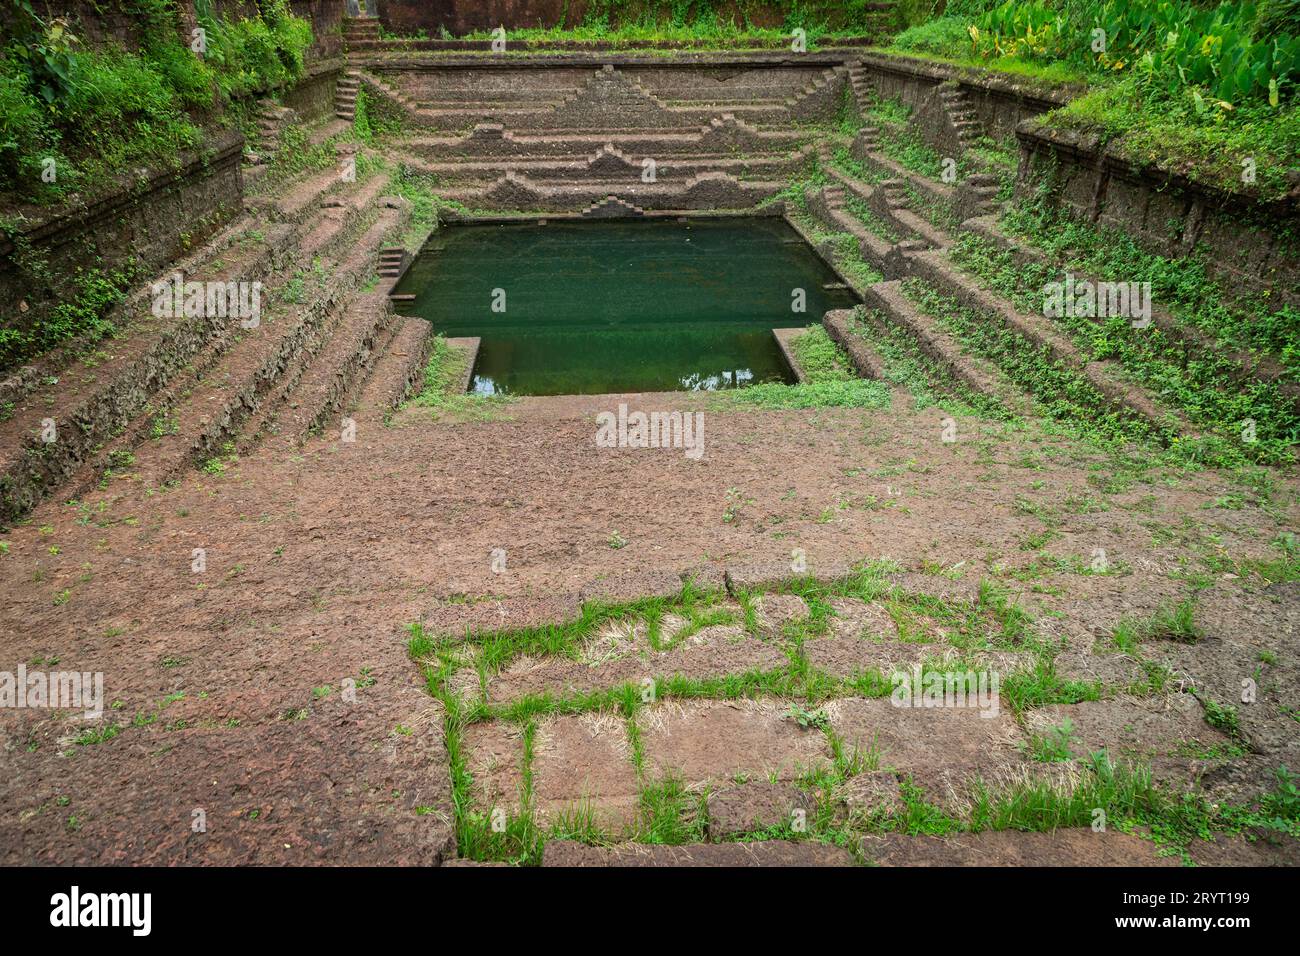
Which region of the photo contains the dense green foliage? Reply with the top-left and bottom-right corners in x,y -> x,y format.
1,0 -> 312,200
890,2 -> 1299,197
897,2 -> 1298,104
1049,70 -> 1300,197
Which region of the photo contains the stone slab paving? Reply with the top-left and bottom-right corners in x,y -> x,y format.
640,699 -> 832,785
750,593 -> 812,636
826,697 -> 1025,776
531,713 -> 640,833
481,619 -> 790,705
461,721 -> 526,817
861,830 -> 1181,866
826,597 -> 898,640
0,685 -> 455,865
805,596 -> 1036,679
837,770 -> 906,815
1024,694 -> 1228,762
543,839 -> 855,867
826,697 -> 1031,815
706,781 -> 813,838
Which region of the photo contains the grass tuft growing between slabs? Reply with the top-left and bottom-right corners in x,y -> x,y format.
1109,597 -> 1202,654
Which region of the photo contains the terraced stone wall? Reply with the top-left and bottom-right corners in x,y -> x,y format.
284,59 -> 348,123
855,52 -> 1068,159
0,132 -> 245,358
1017,121 -> 1300,308
354,55 -> 848,212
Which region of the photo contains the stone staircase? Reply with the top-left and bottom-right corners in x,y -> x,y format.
349,316 -> 435,422
343,16 -> 380,50
847,60 -> 872,115
937,81 -> 983,154
378,247 -> 405,278
0,155 -> 427,516
336,71 -> 360,121
793,116 -> 1206,440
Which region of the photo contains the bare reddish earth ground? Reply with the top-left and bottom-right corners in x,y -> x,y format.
1,389 -> 1297,864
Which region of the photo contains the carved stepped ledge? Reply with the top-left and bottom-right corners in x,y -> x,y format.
400,145 -> 811,188
441,169 -> 778,212
406,113 -> 801,160
360,64 -> 845,131
350,317 -> 435,422
582,196 -> 646,218
378,248 -> 406,277
819,164 -> 934,254
823,309 -> 888,380
938,82 -> 984,152
0,161 -> 398,521
342,17 -> 380,45
865,279 -> 1028,413
901,247 -> 1192,437
960,214 -> 1300,412
255,101 -> 296,152
782,66 -> 848,107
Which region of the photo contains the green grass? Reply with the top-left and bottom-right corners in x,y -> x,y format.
716,378 -> 892,411
791,325 -> 855,382
1026,716 -> 1077,762
637,775 -> 708,844
406,336 -> 515,421
1048,76 -> 1300,201
1236,534 -> 1300,583
0,262 -> 138,372
950,224 -> 1299,465
1110,598 -> 1201,653
1,0 -> 312,202
842,194 -> 900,244
1000,198 -> 1300,373
847,307 -> 1012,418
885,4 -> 1298,200
409,565 -> 1300,864
453,1 -> 886,47
865,97 -> 947,181
903,278 -> 1163,446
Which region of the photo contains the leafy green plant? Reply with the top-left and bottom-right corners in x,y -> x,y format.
892,15 -> 973,55
969,1 -> 1298,105
1203,697 -> 1241,734
6,2 -> 81,105
786,703 -> 830,730
1259,765 -> 1300,823
1028,717 -> 1077,761
0,0 -> 312,199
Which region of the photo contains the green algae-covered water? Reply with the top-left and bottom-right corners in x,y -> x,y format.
392,216 -> 859,396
